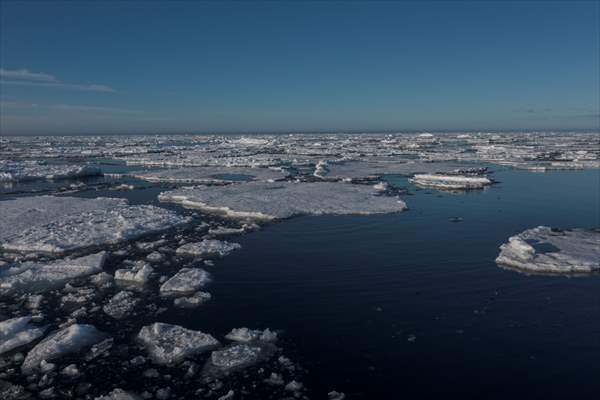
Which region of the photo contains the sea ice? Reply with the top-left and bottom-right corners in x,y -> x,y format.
133,166 -> 288,184
21,324 -> 104,374
0,196 -> 190,255
159,181 -> 407,220
496,226 -> 600,274
0,316 -> 46,355
114,263 -> 154,284
95,388 -> 142,400
224,327 -> 277,343
103,291 -> 139,319
0,252 -> 106,295
175,239 -> 241,258
137,322 -> 219,365
409,174 -> 492,190
0,160 -> 101,182
204,343 -> 275,375
173,291 -> 211,308
159,268 -> 211,295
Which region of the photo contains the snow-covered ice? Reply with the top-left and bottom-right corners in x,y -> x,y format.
0,196 -> 190,255
159,268 -> 211,295
21,324 -> 104,374
496,226 -> 600,274
173,291 -> 212,308
0,160 -> 101,182
224,327 -> 277,343
0,252 -> 106,295
114,263 -> 154,284
176,239 -> 241,258
204,343 -> 275,375
160,181 -> 407,220
137,322 -> 219,365
0,316 -> 46,355
103,291 -> 139,319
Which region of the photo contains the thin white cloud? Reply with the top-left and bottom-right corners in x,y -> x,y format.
0,100 -> 140,114
0,68 -> 115,92
0,68 -> 57,82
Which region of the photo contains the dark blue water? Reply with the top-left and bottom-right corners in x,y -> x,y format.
155,168 -> 600,399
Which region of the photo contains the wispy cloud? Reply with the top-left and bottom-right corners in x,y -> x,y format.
0,68 -> 115,92
0,100 -> 141,114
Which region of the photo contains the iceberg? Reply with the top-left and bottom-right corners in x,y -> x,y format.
21,324 -> 104,374
0,252 -> 106,295
0,316 -> 46,355
137,322 -> 219,365
159,181 -> 407,220
496,226 -> 600,274
0,196 -> 190,255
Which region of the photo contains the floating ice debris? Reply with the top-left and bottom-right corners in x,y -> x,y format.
114,263 -> 154,284
217,390 -> 235,400
204,343 -> 273,374
313,160 -> 469,180
328,391 -> 346,400
160,181 -> 407,220
409,174 -> 492,190
0,252 -> 106,295
21,324 -> 104,374
95,388 -> 142,400
146,251 -> 164,263
285,380 -> 303,392
176,240 -> 241,258
496,226 -> 600,274
0,316 -> 46,355
103,291 -> 139,319
84,338 -> 114,362
0,196 -> 190,255
173,291 -> 212,308
159,268 -> 211,295
133,166 -> 288,184
224,327 -> 277,343
0,160 -> 101,182
137,323 -> 219,365
61,363 -> 80,377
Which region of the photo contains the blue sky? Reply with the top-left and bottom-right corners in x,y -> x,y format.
0,1 -> 598,135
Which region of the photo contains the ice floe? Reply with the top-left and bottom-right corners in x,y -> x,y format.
496,226 -> 600,274
173,291 -> 212,308
159,268 -> 211,295
114,262 -> 154,284
137,322 -> 219,365
224,327 -> 277,343
0,160 -> 101,182
0,196 -> 190,255
132,166 -> 288,184
103,291 -> 139,319
203,343 -> 275,376
0,252 -> 106,295
176,239 -> 241,258
0,316 -> 46,355
409,173 -> 492,190
21,324 -> 104,374
160,181 -> 407,220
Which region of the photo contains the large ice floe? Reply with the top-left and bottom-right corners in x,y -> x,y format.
496,226 -> 600,274
0,196 -> 190,255
137,322 -> 219,365
21,324 -> 104,374
203,343 -> 276,377
0,160 -> 102,182
0,316 -> 46,355
409,173 -> 492,190
132,166 -> 288,184
159,181 -> 407,220
0,252 -> 106,295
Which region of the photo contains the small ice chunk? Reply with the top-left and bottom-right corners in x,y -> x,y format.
264,372 -> 284,385
224,327 -> 277,343
146,251 -> 164,263
328,391 -> 346,400
103,291 -> 139,319
61,363 -> 80,377
137,322 -> 219,365
173,291 -> 211,308
159,268 -> 211,295
285,380 -> 303,392
21,324 -> 104,374
0,252 -> 106,295
95,388 -> 142,400
496,226 -> 600,274
204,343 -> 275,375
114,263 -> 154,284
176,240 -> 241,258
0,316 -> 46,355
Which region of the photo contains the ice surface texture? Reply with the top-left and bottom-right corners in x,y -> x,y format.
0,160 -> 101,182
0,316 -> 46,355
160,181 -> 407,220
137,322 -> 219,365
409,174 -> 492,190
160,268 -> 211,295
0,196 -> 190,255
176,240 -> 241,258
496,226 -> 600,274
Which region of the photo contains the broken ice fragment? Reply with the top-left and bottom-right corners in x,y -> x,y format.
176,240 -> 241,258
409,174 -> 492,190
103,291 -> 139,319
0,316 -> 46,355
224,327 -> 277,343
137,322 -> 219,365
159,268 -> 211,295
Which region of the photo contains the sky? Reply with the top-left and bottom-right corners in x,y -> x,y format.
0,1 -> 598,135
